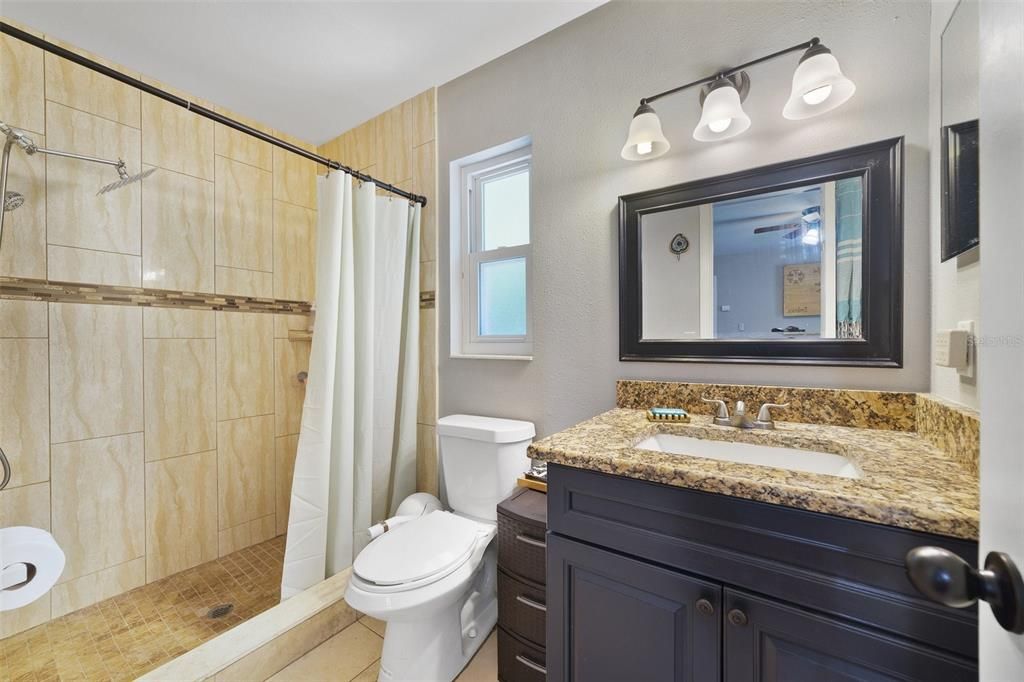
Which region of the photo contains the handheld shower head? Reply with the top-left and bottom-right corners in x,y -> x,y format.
4,190 -> 24,211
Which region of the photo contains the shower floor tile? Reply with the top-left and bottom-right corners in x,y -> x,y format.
0,535 -> 285,681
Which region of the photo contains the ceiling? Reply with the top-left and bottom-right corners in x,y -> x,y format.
712,185 -> 822,256
3,1 -> 603,144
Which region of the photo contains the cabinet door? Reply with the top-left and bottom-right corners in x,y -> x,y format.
547,534 -> 721,682
723,589 -> 977,682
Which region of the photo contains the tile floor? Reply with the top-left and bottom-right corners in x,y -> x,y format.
270,615 -> 498,682
0,536 -> 285,681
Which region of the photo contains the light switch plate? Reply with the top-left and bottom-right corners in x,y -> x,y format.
957,320 -> 975,379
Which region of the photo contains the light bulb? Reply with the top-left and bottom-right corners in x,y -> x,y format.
802,84 -> 832,105
802,228 -> 820,246
636,141 -> 653,155
708,118 -> 732,133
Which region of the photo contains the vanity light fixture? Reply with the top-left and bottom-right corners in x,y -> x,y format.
621,37 -> 855,160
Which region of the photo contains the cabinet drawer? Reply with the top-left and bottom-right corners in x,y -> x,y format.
498,626 -> 547,682
498,512 -> 547,585
498,568 -> 546,648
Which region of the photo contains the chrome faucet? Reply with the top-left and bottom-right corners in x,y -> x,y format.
701,397 -> 789,430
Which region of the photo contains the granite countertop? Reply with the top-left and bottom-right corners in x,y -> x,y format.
529,409 -> 979,540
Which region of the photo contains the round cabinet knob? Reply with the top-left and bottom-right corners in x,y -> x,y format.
728,608 -> 748,627
696,599 -> 714,616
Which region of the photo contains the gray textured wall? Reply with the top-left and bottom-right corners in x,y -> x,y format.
438,0 -> 931,438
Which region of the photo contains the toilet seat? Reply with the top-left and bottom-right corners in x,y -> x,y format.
353,511 -> 493,593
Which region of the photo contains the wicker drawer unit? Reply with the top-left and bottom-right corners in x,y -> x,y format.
497,487 -> 548,681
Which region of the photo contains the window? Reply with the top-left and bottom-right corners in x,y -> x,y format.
451,139 -> 532,358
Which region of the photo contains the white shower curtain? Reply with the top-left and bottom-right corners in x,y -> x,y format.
281,172 -> 420,599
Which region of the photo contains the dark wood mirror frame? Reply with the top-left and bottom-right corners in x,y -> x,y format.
618,137 -> 903,366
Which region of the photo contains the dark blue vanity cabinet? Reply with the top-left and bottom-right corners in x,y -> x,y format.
545,465 -> 979,681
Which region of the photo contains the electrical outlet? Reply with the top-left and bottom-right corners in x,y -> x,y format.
957,320 -> 975,379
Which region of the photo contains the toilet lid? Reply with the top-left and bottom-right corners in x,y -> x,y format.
353,511 -> 482,586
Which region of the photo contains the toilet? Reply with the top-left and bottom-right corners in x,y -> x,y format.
345,414 -> 535,682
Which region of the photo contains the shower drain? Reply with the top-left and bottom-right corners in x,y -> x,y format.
206,603 -> 234,619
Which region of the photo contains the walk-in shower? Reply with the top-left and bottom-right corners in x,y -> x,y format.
0,120 -> 157,252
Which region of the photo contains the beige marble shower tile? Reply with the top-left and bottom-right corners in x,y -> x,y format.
0,338 -> 50,488
217,415 -> 275,530
274,338 -> 309,437
51,557 -> 146,618
273,154 -> 317,211
268,620 -> 383,682
275,434 -> 299,536
49,302 -> 143,443
218,521 -> 253,557
418,307 -> 437,426
215,116 -> 273,171
214,155 -> 273,272
420,259 -> 436,294
338,118 -> 378,171
144,338 -> 216,461
274,313 -> 312,338
44,50 -> 141,126
142,167 -> 215,292
0,480 -> 50,529
216,311 -> 274,420
145,450 -> 218,582
142,93 -> 215,180
0,31 -> 45,134
417,424 -> 438,497
51,433 -> 145,582
376,100 -> 413,183
143,307 -> 215,338
47,244 -> 142,286
273,200 -> 316,302
216,265 -> 274,298
250,512 -> 277,544
45,101 -> 142,255
413,141 -> 437,262
0,129 -> 46,279
0,299 -> 48,337
412,88 -> 436,147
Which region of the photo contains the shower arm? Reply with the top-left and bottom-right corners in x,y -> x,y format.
26,146 -> 130,178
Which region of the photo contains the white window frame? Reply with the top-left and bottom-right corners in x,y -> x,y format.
450,139 -> 533,359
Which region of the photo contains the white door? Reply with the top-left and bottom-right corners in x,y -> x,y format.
979,0 -> 1024,676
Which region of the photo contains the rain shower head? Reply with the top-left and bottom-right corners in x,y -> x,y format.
4,190 -> 24,211
97,164 -> 158,195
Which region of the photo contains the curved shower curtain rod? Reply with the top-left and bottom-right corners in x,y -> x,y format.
0,21 -> 428,207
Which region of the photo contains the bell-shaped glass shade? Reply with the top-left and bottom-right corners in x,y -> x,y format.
693,82 -> 750,142
621,104 -> 670,160
783,50 -> 856,120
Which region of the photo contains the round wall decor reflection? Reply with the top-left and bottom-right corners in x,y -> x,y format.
670,233 -> 690,257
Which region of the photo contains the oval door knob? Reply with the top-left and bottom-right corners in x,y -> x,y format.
906,546 -> 1024,634
696,598 -> 714,616
727,608 -> 748,627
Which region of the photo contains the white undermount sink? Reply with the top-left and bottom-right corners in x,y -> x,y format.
634,433 -> 863,479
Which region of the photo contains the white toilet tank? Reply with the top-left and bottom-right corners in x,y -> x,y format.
437,415 -> 535,522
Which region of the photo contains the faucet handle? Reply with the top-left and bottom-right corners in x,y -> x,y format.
701,396 -> 732,426
755,402 -> 790,428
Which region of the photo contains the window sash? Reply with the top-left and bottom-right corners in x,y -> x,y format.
455,144 -> 533,358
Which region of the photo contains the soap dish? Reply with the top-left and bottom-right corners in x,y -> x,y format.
647,407 -> 689,423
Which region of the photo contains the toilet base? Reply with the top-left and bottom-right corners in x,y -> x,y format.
376,553 -> 497,682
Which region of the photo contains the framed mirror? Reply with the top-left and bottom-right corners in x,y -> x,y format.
940,0 -> 979,261
619,137 -> 903,366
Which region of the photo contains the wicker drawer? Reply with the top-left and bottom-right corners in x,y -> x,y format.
498,626 -> 547,682
498,512 -> 547,585
498,568 -> 546,648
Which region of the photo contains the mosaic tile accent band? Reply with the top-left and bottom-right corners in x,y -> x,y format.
0,277 -> 314,316
616,380 -> 918,431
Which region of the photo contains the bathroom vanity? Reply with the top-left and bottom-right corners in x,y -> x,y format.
531,388 -> 980,681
